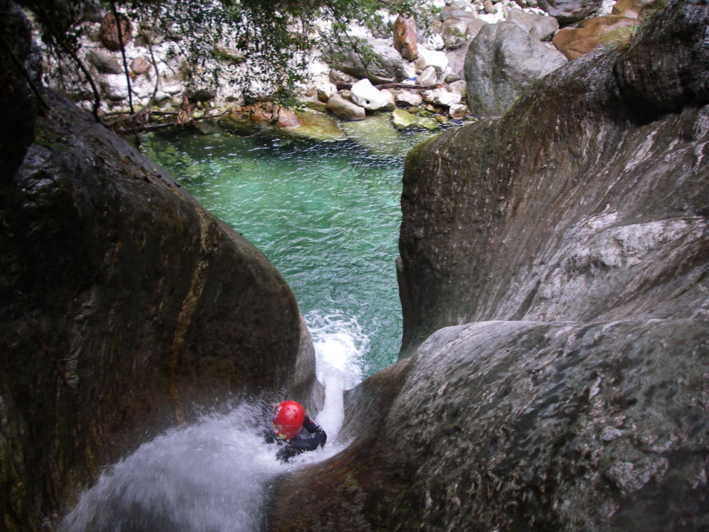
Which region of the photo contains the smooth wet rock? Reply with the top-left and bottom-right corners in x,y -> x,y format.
268,4 -> 709,530
392,108 -> 416,129
464,20 -> 567,117
614,0 -> 709,121
275,107 -> 300,128
1,91 -> 316,530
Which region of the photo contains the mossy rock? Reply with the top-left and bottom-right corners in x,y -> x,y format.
218,111 -> 262,136
392,108 -> 440,131
280,110 -> 347,142
341,113 -> 435,157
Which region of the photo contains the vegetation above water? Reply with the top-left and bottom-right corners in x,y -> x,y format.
22,0 -> 429,120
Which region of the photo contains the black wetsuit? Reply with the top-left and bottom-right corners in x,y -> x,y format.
264,415 -> 327,462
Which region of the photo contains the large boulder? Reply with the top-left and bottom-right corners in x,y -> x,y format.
464,19 -> 567,117
268,2 -> 709,530
444,17 -> 488,81
325,37 -> 409,84
401,0 -> 708,352
0,91 -> 317,530
506,6 -> 560,40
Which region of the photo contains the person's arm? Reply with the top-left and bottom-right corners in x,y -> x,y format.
300,415 -> 327,448
263,429 -> 276,444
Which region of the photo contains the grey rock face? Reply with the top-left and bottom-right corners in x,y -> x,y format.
268,3 -> 709,530
464,20 -> 567,117
538,0 -> 604,25
404,0 -> 708,350
325,37 -> 409,84
506,6 -> 560,40
0,92 -> 315,530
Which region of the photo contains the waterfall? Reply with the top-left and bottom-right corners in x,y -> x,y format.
60,312 -> 366,531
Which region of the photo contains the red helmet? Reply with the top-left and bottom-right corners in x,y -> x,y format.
273,400 -> 305,440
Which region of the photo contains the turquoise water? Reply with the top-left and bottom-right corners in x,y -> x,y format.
142,132 -> 413,375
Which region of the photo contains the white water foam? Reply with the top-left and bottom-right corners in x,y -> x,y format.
60,312 -> 367,531
308,310 -> 368,443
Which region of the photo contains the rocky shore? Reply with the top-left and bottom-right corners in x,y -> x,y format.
41,0 -> 665,142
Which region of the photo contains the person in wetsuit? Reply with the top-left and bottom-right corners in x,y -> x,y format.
265,400 -> 327,462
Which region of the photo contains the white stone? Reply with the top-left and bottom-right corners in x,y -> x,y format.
350,78 -> 393,111
380,89 -> 396,109
402,62 -> 417,80
423,32 -> 446,51
417,66 -> 439,87
422,88 -> 462,107
415,47 -> 449,72
160,81 -> 183,95
449,103 -> 468,119
395,89 -> 423,107
316,81 -> 338,102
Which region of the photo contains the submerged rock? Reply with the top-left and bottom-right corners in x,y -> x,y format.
268,2 -> 709,530
282,110 -> 347,142
341,113 -> 435,156
391,108 -> 440,132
